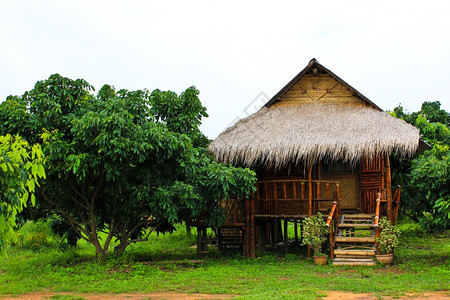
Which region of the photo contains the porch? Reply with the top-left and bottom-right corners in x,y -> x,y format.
217,175 -> 400,259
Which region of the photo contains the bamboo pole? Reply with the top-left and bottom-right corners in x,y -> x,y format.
294,220 -> 298,242
301,182 -> 305,199
336,183 -> 341,215
316,182 -> 320,199
250,197 -> 255,258
374,192 -> 381,255
258,221 -> 266,253
244,198 -> 250,257
308,166 -> 312,258
385,153 -> 393,222
293,182 -> 297,199
274,182 -> 278,215
283,219 -> 288,253
308,167 -> 312,217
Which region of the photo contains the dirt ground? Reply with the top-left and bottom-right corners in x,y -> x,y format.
1,291 -> 448,299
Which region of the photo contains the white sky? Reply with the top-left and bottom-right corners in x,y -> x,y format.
1,0 -> 449,139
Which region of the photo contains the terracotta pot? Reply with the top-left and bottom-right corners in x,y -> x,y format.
376,254 -> 394,266
314,255 -> 328,265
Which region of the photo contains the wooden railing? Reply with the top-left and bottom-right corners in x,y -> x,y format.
254,179 -> 340,217
374,192 -> 382,254
326,200 -> 341,259
374,192 -> 381,228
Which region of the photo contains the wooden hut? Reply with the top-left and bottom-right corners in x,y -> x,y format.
209,59 -> 421,265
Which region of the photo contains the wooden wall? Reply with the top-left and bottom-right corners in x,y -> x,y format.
360,157 -> 385,213
273,73 -> 367,107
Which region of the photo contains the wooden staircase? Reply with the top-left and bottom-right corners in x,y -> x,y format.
332,213 -> 377,266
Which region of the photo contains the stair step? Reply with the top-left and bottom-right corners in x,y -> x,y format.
335,236 -> 376,243
334,249 -> 375,256
334,257 -> 374,262
333,260 -> 376,266
335,255 -> 373,259
339,223 -> 375,228
342,214 -> 374,218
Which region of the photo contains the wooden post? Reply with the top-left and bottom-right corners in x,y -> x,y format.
258,221 -> 266,253
294,220 -> 298,243
301,182 -> 305,199
329,225 -> 334,259
336,184 -> 341,215
250,197 -> 256,258
308,167 -> 313,217
308,166 -> 313,258
197,227 -> 208,254
274,182 -> 278,215
197,226 -> 202,254
283,219 -> 288,253
385,153 -> 393,223
316,182 -> 320,199
271,220 -> 276,249
244,198 -> 250,257
376,225 -> 381,255
202,227 -> 207,253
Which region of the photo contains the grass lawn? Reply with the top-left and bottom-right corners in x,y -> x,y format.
0,221 -> 448,299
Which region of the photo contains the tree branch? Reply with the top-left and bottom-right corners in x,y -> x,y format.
68,181 -> 89,206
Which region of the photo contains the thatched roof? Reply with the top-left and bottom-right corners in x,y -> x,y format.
210,103 -> 420,167
209,59 -> 421,167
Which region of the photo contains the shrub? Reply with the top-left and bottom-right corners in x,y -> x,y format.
377,217 -> 401,254
302,212 -> 329,256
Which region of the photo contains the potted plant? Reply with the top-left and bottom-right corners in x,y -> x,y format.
302,212 -> 329,265
376,216 -> 400,266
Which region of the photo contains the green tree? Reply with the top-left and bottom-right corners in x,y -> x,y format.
390,101 -> 450,232
0,134 -> 45,254
0,74 -> 256,259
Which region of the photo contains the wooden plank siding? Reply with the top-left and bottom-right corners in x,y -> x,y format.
273,74 -> 366,106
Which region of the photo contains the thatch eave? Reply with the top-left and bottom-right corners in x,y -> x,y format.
209,102 -> 420,168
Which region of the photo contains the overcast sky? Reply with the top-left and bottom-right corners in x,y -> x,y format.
1,1 -> 449,138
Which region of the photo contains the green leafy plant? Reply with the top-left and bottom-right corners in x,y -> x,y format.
302,212 -> 329,256
0,134 -> 45,255
0,74 -> 256,259
377,217 -> 401,254
390,101 -> 449,232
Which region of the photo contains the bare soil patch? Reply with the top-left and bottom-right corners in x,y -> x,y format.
1,291 -> 448,299
324,291 -> 449,300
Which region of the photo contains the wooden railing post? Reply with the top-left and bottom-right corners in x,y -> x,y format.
374,192 -> 381,255
326,201 -> 338,259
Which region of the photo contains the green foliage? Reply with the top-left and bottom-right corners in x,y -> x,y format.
0,74 -> 256,259
390,101 -> 450,232
301,212 -> 329,256
0,134 -> 45,254
377,217 -> 400,254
